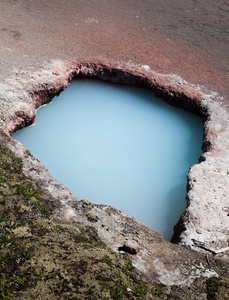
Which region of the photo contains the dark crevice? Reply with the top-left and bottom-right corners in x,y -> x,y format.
118,245 -> 137,255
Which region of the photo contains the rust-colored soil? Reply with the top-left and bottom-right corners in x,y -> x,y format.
0,0 -> 228,103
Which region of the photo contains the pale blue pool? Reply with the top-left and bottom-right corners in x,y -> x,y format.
13,80 -> 203,240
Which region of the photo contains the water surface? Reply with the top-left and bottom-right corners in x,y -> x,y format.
13,80 -> 203,240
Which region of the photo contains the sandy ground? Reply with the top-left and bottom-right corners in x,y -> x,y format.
0,0 -> 228,105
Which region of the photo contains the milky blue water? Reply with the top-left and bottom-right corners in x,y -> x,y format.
13,80 -> 203,240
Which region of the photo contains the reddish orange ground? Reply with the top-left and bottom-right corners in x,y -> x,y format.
0,0 -> 228,104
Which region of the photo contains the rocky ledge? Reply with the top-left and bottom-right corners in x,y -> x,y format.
0,59 -> 228,293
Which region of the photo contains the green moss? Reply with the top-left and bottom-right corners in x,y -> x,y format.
207,277 -> 229,300
133,287 -> 147,297
0,234 -> 11,247
104,257 -> 114,268
14,182 -> 39,200
55,224 -> 63,232
152,285 -> 163,295
24,252 -> 34,259
86,211 -> 99,222
0,280 -> 12,299
106,275 -> 128,299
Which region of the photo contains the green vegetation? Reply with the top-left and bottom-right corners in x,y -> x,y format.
207,277 -> 229,300
133,287 -> 147,297
0,280 -> 12,299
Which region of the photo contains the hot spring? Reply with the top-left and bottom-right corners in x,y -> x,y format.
13,79 -> 203,240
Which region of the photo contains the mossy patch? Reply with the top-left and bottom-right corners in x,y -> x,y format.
207,277 -> 229,300
86,211 -> 99,222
